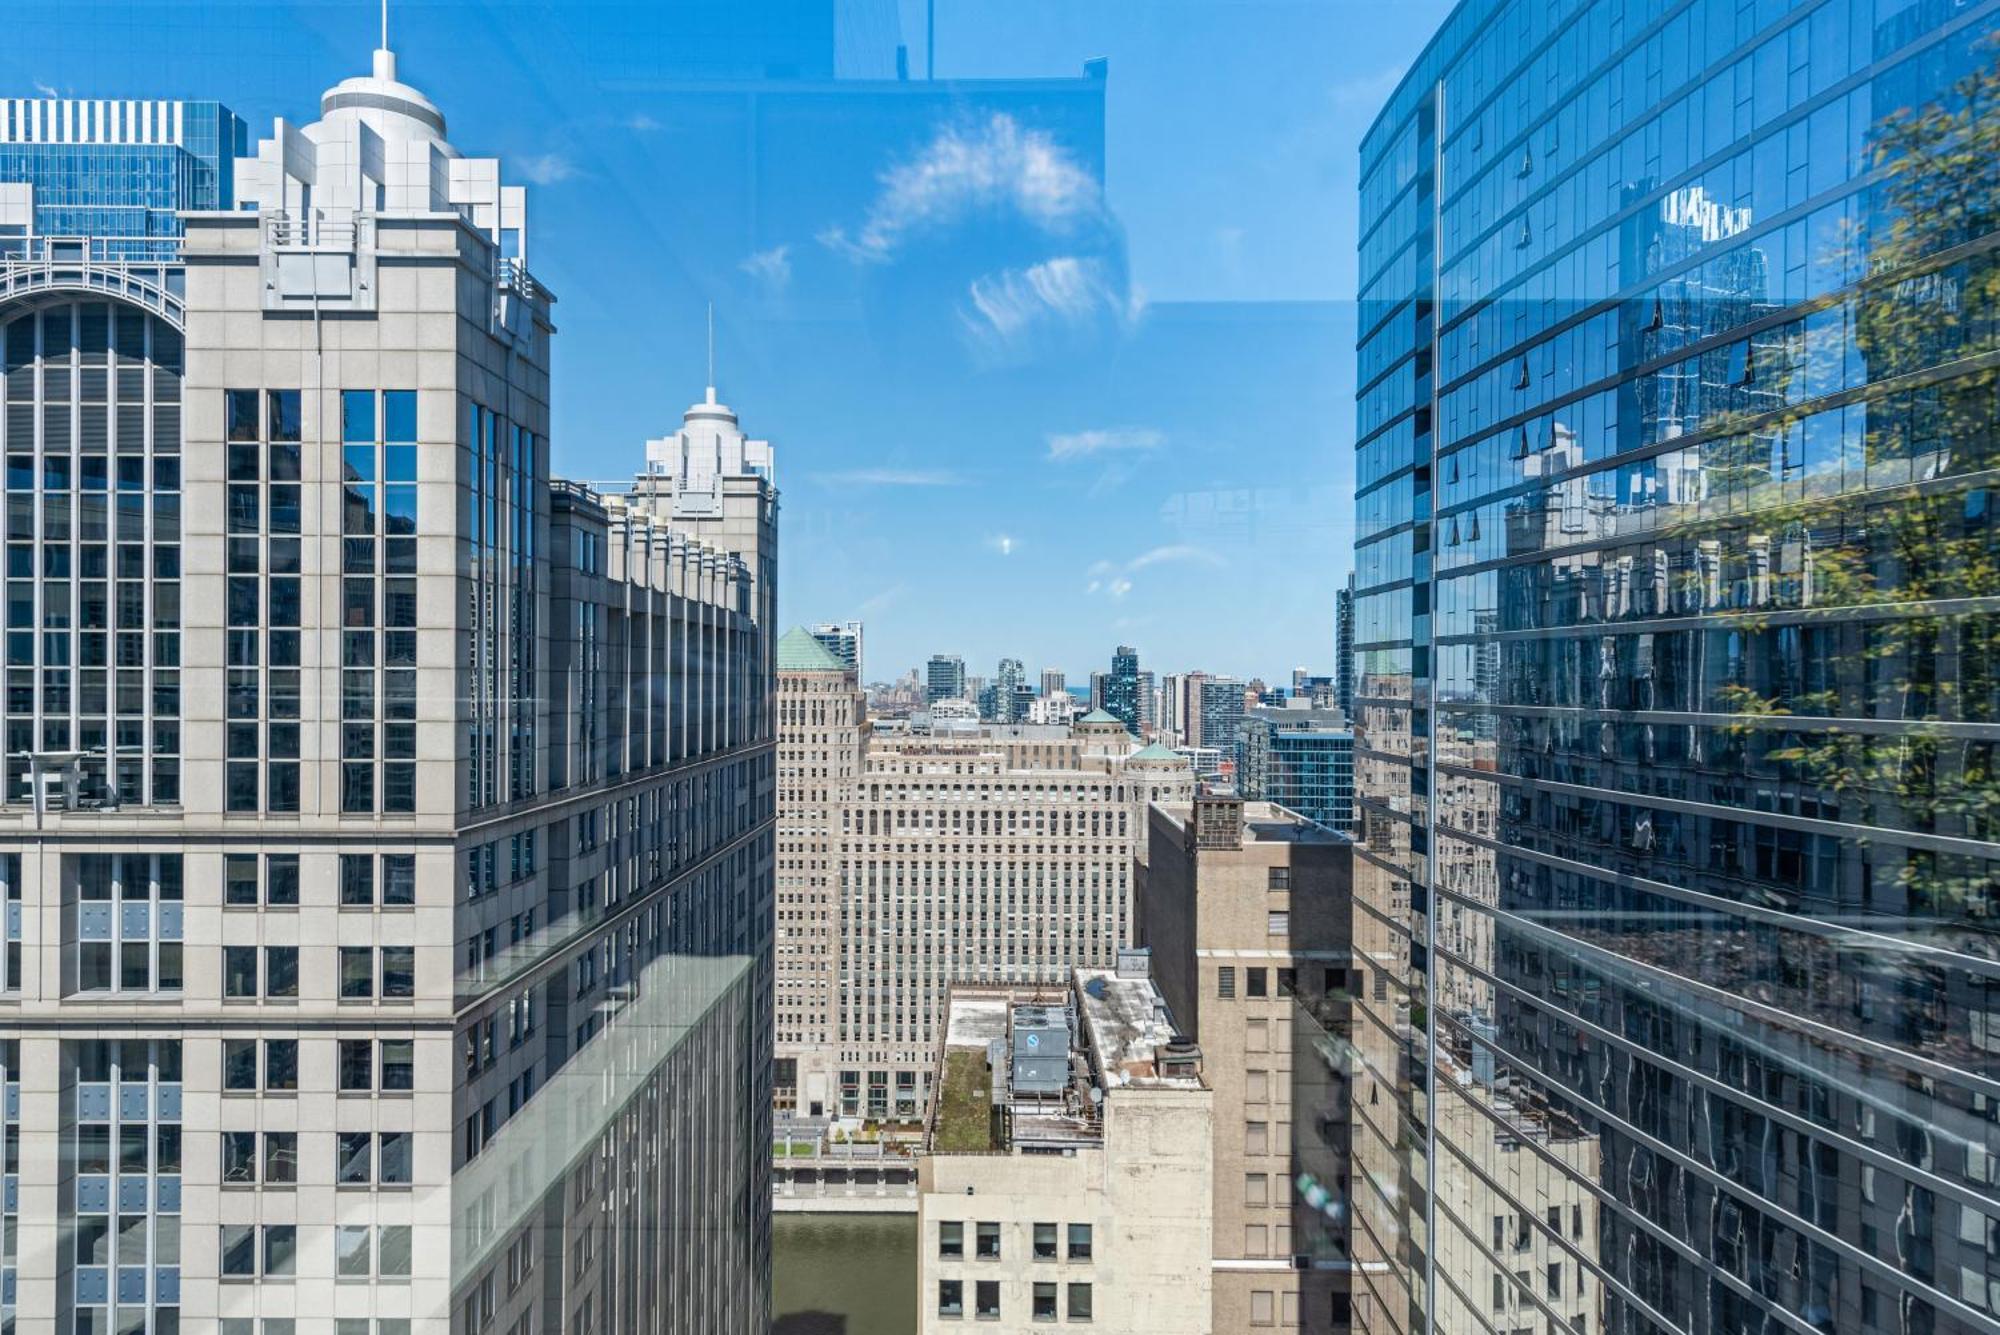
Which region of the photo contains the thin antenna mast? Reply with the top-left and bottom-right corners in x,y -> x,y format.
706,302 -> 716,402
381,0 -> 390,51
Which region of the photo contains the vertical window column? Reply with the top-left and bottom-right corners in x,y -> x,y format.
69,1039 -> 182,1335
342,389 -> 418,815
224,387 -> 301,813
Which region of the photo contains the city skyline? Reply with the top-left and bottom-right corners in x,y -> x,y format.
2,3 -> 1996,1335
0,0 -> 1454,679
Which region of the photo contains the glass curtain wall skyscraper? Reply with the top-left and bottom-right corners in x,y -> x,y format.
1105,643 -> 1141,733
1353,2 -> 2000,1334
0,99 -> 248,260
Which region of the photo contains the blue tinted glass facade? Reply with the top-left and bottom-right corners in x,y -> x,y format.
1238,713 -> 1356,833
0,102 -> 246,260
1354,2 -> 2000,1333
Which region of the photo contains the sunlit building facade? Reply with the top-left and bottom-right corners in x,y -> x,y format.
0,43 -> 775,1335
1353,2 -> 2000,1333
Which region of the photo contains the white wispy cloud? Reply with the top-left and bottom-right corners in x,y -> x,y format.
820,113 -> 1103,262
1086,544 -> 1225,598
985,533 -> 1019,557
811,468 -> 964,488
859,584 -> 907,616
740,244 -> 793,291
516,152 -> 579,186
1329,65 -> 1408,111
1127,544 -> 1225,572
959,256 -> 1141,355
33,81 -> 59,100
626,113 -> 661,132
1046,426 -> 1165,461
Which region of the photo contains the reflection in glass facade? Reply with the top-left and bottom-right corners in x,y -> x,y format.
1354,2 -> 2000,1333
0,100 -> 248,260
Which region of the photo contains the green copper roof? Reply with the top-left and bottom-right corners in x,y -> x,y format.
776,627 -> 847,673
1078,708 -> 1123,725
1129,742 -> 1183,762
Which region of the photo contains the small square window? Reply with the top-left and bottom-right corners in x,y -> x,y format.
223,855 -> 259,906
341,854 -> 375,906
264,1131 -> 298,1184
1067,1283 -> 1092,1321
340,947 -> 375,1000
337,1131 -> 372,1185
939,1221 -> 964,1259
222,1038 -> 257,1091
265,1039 -> 298,1092
339,1039 -> 373,1092
265,946 -> 299,998
221,1131 -> 257,1184
382,945 -> 416,998
1033,1282 -> 1057,1321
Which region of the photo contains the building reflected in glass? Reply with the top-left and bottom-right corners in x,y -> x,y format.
1352,2 -> 2000,1333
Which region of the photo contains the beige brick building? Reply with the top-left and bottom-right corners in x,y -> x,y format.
914,965 -> 1213,1335
1139,798 -> 1357,1334
770,679 -> 1194,1119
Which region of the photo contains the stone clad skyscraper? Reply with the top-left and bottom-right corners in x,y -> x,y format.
0,37 -> 775,1335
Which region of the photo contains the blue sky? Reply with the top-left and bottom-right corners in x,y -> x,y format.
5,0 -> 1454,683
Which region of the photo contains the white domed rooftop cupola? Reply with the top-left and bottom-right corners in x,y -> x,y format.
317,47 -> 448,147
231,15 -> 535,315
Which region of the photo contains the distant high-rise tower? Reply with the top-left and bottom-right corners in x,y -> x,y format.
808,619 -> 864,678
772,628 -> 865,1118
926,653 -> 967,704
1104,644 -> 1140,733
1335,572 -> 1356,721
1197,676 -> 1246,752
1040,667 -> 1066,699
994,657 -> 1026,722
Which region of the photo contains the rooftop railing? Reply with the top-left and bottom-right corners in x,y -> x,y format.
264,211 -> 359,250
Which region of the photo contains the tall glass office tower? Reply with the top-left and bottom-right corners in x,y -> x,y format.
0,99 -> 248,259
1352,2 -> 2000,1333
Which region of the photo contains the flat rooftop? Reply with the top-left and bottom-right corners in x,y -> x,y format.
1074,968 -> 1201,1091
1154,800 -> 1347,845
926,969 -> 1200,1154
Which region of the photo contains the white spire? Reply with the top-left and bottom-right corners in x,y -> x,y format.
706,301 -> 716,405
373,0 -> 396,82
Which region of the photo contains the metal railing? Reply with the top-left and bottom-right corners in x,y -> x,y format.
0,235 -> 184,325
495,254 -> 537,299
264,212 -> 359,250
